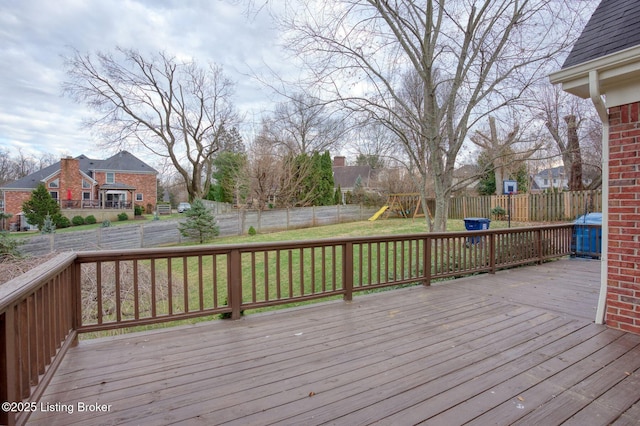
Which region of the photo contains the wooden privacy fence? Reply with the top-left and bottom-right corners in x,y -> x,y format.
1,224 -> 578,425
448,190 -> 602,221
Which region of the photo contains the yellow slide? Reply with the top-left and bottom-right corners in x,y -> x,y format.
368,205 -> 389,221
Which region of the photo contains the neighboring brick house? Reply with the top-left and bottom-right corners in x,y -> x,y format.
550,0 -> 640,334
0,151 -> 157,230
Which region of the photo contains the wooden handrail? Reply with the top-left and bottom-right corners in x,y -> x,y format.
0,253 -> 78,426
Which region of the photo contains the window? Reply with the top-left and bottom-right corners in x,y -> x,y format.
49,178 -> 59,188
83,192 -> 91,200
543,178 -> 548,186
82,179 -> 91,189
49,191 -> 58,200
136,193 -> 143,202
106,172 -> 115,184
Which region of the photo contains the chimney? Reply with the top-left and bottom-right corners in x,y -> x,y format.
59,157 -> 81,201
333,156 -> 346,167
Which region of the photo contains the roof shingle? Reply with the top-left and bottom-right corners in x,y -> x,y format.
563,0 -> 640,68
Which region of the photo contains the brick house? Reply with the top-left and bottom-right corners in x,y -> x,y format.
550,0 -> 640,334
0,151 -> 157,230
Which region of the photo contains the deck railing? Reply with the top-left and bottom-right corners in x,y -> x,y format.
0,223 -> 578,425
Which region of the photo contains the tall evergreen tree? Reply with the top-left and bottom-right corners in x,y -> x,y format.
315,151 -> 335,205
22,183 -> 61,229
209,151 -> 247,204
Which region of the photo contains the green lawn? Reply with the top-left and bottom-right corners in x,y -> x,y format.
211,218 -> 525,245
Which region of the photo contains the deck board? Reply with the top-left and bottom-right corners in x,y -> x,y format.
28,258 -> 640,425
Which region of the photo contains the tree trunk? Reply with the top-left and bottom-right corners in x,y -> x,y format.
564,115 -> 583,191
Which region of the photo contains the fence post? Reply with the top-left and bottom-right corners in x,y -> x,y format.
228,249 -> 243,319
343,242 -> 353,301
423,236 -> 431,286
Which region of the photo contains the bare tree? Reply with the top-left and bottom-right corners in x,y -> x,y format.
263,92 -> 348,155
63,48 -> 240,201
273,0 -> 591,231
0,149 -> 58,186
538,84 -> 599,191
350,120 -> 399,168
0,149 -> 15,186
470,115 -> 542,194
581,116 -> 603,190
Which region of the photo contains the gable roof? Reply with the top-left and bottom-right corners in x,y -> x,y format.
92,151 -> 157,173
563,0 -> 640,69
333,165 -> 375,189
0,151 -> 156,191
534,166 -> 565,179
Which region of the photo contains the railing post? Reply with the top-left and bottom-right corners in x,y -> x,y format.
423,236 -> 431,286
1,309 -> 17,426
71,261 -> 82,344
489,232 -> 496,274
343,242 -> 353,301
229,249 -> 243,319
537,228 -> 543,264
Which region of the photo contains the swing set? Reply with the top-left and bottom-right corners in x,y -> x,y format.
368,193 -> 432,221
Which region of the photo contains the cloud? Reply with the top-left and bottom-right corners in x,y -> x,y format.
0,0 -> 289,163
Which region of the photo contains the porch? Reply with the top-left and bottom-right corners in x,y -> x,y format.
26,259 -> 640,425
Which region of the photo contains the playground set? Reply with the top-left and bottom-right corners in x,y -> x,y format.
368,193 -> 431,221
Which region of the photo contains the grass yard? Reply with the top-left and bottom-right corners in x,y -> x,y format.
212,218 -> 527,245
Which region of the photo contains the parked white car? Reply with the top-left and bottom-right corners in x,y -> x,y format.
177,202 -> 191,213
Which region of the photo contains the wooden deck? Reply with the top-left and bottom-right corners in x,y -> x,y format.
28,258 -> 640,425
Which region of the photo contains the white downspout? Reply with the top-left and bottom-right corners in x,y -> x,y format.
589,70 -> 609,325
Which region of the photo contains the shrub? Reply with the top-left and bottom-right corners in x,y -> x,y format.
72,215 -> 85,226
41,213 -> 57,234
102,219 -> 112,228
491,206 -> 507,220
117,212 -> 128,221
85,215 -> 97,224
54,215 -> 71,229
0,231 -> 22,259
248,226 -> 257,236
178,199 -> 219,243
134,205 -> 144,216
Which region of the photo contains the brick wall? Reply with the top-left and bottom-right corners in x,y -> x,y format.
3,191 -> 32,230
606,101 -> 640,334
94,171 -> 157,210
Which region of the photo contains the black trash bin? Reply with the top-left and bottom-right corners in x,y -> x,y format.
464,217 -> 491,245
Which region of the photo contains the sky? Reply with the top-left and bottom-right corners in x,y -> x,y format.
0,0 -> 288,163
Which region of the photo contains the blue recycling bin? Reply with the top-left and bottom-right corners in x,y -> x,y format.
573,212 -> 602,258
464,217 -> 491,245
